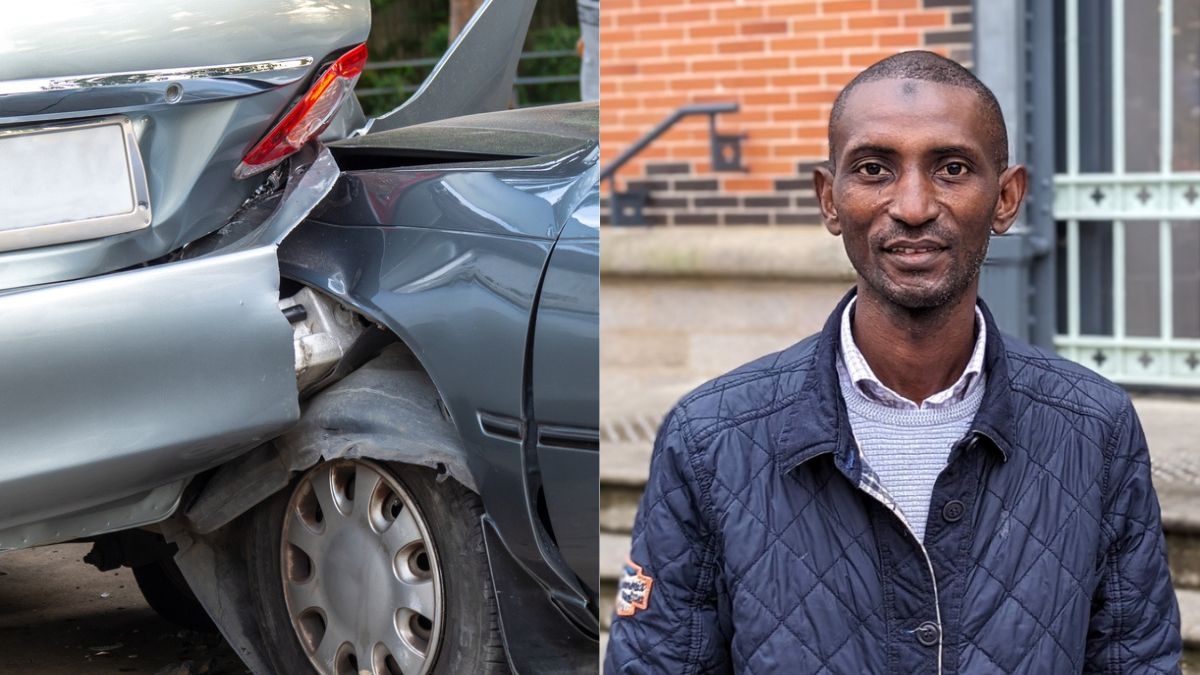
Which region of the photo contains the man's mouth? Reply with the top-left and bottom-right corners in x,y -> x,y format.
883,240 -> 947,253
880,240 -> 948,268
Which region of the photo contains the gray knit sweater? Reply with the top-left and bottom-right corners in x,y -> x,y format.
836,356 -> 983,542
834,299 -> 986,542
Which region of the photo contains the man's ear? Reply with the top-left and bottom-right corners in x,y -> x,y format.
813,162 -> 840,236
992,164 -> 1028,235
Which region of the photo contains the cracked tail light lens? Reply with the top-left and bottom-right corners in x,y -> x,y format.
234,43 -> 368,179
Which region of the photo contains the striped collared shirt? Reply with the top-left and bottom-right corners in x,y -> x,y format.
838,297 -> 987,410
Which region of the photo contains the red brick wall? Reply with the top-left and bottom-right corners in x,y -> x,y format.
600,0 -> 974,226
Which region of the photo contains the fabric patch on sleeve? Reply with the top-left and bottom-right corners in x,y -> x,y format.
615,558 -> 654,617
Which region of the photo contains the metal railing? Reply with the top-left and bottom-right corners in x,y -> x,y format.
601,103 -> 743,226
1053,0 -> 1200,388
356,49 -> 580,103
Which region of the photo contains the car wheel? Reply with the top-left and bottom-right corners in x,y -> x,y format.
131,556 -> 216,633
246,459 -> 508,675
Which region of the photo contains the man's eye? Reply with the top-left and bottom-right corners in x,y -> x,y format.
942,162 -> 969,176
857,163 -> 886,176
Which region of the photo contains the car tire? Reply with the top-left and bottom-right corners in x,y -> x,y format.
245,459 -> 509,675
131,556 -> 217,633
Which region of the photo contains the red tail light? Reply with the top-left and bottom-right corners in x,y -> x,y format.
235,44 -> 368,179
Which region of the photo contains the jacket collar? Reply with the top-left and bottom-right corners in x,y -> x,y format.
775,288 -> 1015,476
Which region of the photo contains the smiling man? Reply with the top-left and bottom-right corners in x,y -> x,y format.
604,51 -> 1181,674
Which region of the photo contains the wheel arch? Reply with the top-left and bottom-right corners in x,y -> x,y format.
275,340 -> 478,493
167,316 -> 484,675
179,327 -> 480,538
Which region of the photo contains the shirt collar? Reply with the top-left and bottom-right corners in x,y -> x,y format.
838,296 -> 987,410
774,288 -> 1015,478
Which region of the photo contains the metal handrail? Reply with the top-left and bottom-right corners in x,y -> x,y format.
600,103 -> 738,182
601,102 -> 741,226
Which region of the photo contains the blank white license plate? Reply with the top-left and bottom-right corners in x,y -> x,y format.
0,116 -> 151,251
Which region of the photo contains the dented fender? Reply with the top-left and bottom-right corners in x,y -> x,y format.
272,344 -> 474,490
181,344 -> 474,536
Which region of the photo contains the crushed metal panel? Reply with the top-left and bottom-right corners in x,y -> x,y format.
225,146 -> 342,251
0,245 -> 298,539
274,345 -> 477,492
0,481 -> 184,551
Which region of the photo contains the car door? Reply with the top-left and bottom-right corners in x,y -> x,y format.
530,196 -> 600,592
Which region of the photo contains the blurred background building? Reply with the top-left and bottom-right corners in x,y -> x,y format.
599,0 -> 1200,663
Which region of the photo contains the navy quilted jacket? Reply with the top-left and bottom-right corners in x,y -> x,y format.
605,291 -> 1181,674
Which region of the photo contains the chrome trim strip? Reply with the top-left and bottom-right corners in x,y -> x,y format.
0,56 -> 313,96
0,115 -> 152,253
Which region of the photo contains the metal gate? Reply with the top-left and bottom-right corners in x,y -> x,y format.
1053,0 -> 1200,387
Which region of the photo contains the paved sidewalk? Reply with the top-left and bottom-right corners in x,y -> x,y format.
1136,396 -> 1200,526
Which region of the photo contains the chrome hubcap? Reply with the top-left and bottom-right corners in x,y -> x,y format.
281,461 -> 442,675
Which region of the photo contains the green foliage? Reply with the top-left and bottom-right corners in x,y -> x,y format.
356,5 -> 581,117
357,23 -> 449,117
517,24 -> 582,107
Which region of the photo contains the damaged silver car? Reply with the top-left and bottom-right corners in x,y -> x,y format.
0,1 -> 598,673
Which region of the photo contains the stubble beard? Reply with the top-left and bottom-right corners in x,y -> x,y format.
856,231 -> 991,316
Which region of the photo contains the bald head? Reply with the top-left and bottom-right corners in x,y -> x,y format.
828,51 -> 1009,170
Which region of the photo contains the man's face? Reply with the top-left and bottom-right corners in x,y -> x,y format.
814,79 -> 1026,312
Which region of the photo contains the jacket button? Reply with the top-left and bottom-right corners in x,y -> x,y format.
916,621 -> 940,646
942,499 -> 965,522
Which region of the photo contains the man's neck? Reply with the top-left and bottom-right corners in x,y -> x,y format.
850,286 -> 979,404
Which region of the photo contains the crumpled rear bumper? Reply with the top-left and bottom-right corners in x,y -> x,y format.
0,245 -> 299,550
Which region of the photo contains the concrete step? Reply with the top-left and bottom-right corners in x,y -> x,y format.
598,532 -> 628,634
1181,588 -> 1200,651
601,485 -> 641,534
1157,478 -> 1200,592
1164,501 -> 1200,591
599,439 -> 654,487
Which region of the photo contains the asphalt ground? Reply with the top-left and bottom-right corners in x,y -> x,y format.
0,543 -> 245,675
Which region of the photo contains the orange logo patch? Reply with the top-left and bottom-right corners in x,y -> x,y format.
615,558 -> 654,617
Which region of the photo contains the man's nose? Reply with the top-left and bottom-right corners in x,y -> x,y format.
887,170 -> 938,227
